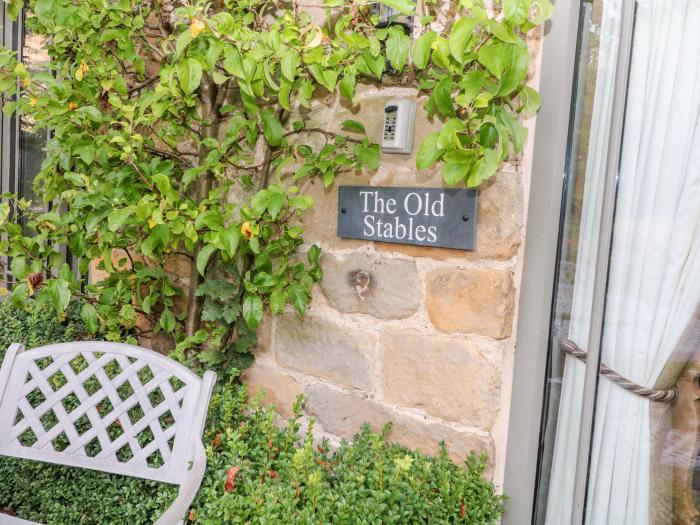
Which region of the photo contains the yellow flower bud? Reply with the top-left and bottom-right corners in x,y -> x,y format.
75,62 -> 89,81
241,222 -> 254,240
190,18 -> 206,38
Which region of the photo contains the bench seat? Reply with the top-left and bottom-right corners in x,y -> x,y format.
0,342 -> 215,525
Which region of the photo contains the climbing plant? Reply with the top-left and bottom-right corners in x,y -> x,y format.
0,0 -> 550,375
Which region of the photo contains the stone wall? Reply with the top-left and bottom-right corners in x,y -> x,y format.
243,27 -> 543,488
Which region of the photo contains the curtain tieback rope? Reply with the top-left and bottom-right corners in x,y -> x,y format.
560,339 -> 678,402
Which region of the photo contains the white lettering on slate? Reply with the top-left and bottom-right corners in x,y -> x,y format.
359,190 -> 443,243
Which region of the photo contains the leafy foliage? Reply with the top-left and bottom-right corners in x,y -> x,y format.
0,304 -> 504,524
0,0 -> 549,376
190,388 -> 504,524
0,298 -> 93,362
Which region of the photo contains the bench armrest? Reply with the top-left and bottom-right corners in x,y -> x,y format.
153,441 -> 206,525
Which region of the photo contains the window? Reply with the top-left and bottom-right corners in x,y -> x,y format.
506,1 -> 700,524
1,5 -> 50,281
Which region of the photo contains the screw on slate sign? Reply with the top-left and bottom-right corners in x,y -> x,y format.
462,215 -> 469,221
341,208 -> 347,214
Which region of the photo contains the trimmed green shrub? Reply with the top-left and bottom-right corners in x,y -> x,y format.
191,387 -> 505,524
0,457 -> 177,524
0,299 -> 92,362
0,302 -> 504,524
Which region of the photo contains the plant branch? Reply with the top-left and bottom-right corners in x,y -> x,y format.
185,74 -> 220,338
284,127 -> 365,144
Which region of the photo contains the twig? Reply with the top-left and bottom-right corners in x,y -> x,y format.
284,127 -> 365,144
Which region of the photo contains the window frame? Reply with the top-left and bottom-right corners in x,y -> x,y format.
0,4 -> 21,199
502,0 -> 638,523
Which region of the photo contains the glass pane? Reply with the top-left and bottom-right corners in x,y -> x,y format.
18,15 -> 48,212
586,1 -> 700,523
533,0 -> 627,522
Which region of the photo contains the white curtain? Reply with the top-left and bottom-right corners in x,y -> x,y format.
545,1 -> 700,524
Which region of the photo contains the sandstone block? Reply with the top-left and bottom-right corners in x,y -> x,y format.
377,170 -> 523,261
320,252 -> 420,319
296,172 -> 370,250
380,329 -> 501,430
163,254 -> 192,279
304,383 -> 494,467
333,94 -> 441,170
241,363 -> 303,419
426,268 -> 515,339
274,314 -> 374,389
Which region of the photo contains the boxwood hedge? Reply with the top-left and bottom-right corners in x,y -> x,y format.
0,301 -> 505,524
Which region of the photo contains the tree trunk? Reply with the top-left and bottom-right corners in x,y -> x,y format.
185,74 -> 219,337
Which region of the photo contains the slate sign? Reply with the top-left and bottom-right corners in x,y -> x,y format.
337,186 -> 477,250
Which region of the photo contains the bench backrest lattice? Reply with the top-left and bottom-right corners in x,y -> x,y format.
0,342 -> 215,486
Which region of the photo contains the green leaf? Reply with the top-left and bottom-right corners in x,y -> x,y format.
342,119 -> 366,134
309,65 -> 338,93
416,132 -> 443,170
108,207 -> 134,232
477,41 -> 507,78
288,283 -> 309,315
140,225 -> 169,257
353,141 -> 380,171
442,162 -> 469,186
433,76 -> 455,117
437,118 -> 466,150
73,140 -> 95,165
223,48 -> 244,77
160,307 -> 176,332
412,31 -> 436,69
81,303 -> 99,333
242,294 -> 263,329
378,0 -> 416,15
48,279 -> 71,315
520,85 -> 541,116
430,37 -> 451,68
386,27 -> 410,71
487,18 -> 520,44
281,50 -> 299,82
458,70 -> 486,107
531,0 -> 554,24
339,70 -> 356,100
307,245 -> 321,264
197,244 -> 217,276
289,195 -> 314,210
219,229 -> 241,258
279,79 -> 292,111
362,50 -> 385,79
62,172 -> 83,187
10,256 -> 28,280
498,43 -> 529,96
448,17 -> 476,63
263,58 -> 280,91
177,58 -> 203,95
268,192 -> 286,219
269,288 -> 287,315
195,209 -> 224,231
498,109 -> 528,154
478,41 -> 529,95
503,0 -> 529,24
10,283 -> 29,309
152,173 -> 176,199
175,31 -> 193,58
262,108 -> 284,147
479,121 -> 498,148
468,148 -> 500,187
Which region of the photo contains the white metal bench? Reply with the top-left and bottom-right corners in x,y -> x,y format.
0,342 -> 216,525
